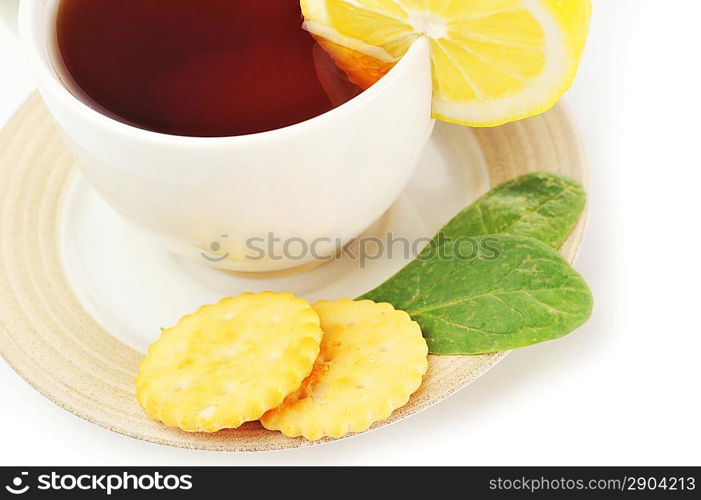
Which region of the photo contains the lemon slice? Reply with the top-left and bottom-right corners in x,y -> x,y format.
302,0 -> 591,127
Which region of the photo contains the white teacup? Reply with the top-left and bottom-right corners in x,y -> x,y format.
2,0 -> 434,272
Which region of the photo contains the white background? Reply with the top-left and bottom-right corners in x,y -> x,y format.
1,0 -> 699,466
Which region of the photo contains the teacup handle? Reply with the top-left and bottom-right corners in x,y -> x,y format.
0,0 -> 19,36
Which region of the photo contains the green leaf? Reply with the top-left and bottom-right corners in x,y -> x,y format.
435,172 -> 586,250
361,235 -> 593,355
359,173 -> 591,355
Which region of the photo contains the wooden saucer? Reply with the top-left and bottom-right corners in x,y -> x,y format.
0,94 -> 586,451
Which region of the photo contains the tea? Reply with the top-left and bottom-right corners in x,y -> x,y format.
56,0 -> 362,137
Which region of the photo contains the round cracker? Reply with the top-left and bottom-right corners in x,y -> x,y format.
261,299 -> 428,440
135,292 -> 323,432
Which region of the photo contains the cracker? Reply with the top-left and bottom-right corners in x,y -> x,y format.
261,299 -> 428,440
135,292 -> 323,432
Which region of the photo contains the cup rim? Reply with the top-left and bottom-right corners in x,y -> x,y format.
20,0 -> 428,146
